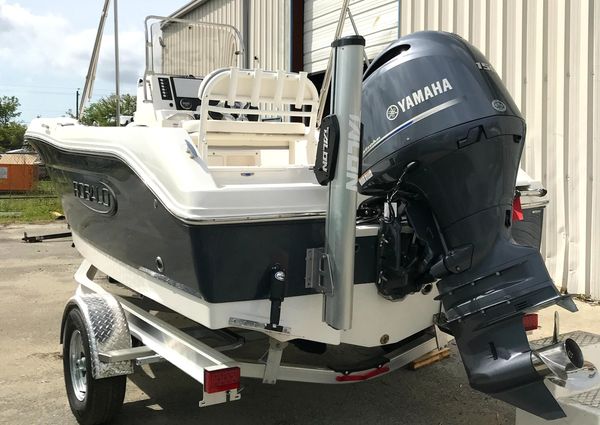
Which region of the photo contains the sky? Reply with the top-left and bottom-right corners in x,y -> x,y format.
0,0 -> 190,123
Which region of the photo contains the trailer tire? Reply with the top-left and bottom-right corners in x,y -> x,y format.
63,307 -> 126,425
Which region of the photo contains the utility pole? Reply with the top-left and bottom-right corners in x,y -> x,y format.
114,0 -> 120,127
76,88 -> 80,120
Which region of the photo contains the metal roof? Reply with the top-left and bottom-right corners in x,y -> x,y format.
0,153 -> 39,165
168,0 -> 208,19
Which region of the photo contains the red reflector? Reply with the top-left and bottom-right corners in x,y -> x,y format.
335,366 -> 390,382
204,367 -> 240,394
512,196 -> 524,221
523,313 -> 538,331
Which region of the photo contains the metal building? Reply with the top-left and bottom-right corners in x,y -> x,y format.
171,0 -> 600,298
169,0 -> 291,72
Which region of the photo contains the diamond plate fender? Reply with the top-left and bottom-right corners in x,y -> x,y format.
60,291 -> 133,379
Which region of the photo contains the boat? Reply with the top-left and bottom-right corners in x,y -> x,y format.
25,13 -> 594,424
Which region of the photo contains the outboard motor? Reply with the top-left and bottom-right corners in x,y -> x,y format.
359,31 -> 587,420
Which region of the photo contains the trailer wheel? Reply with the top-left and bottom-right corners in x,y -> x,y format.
63,307 -> 126,425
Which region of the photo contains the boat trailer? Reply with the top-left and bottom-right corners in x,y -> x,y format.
66,260 -> 445,408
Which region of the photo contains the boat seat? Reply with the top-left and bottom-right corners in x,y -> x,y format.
204,120 -> 307,135
191,67 -> 319,165
182,120 -> 306,136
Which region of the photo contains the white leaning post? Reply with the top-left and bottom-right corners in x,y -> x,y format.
195,67 -> 320,159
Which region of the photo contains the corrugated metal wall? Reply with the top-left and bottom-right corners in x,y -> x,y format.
172,0 -> 291,73
303,0 -> 399,72
164,0 -> 245,76
172,0 -> 244,36
399,0 -> 600,297
249,0 -> 291,71
161,24 -> 242,76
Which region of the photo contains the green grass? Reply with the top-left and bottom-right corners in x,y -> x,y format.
29,180 -> 59,196
0,180 -> 63,224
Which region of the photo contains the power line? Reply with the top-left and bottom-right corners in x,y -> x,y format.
0,83 -> 82,90
0,83 -> 117,92
20,107 -> 74,111
2,91 -> 89,97
0,85 -> 135,96
0,87 -> 117,95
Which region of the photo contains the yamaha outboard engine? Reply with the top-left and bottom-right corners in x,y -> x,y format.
359,31 -> 586,420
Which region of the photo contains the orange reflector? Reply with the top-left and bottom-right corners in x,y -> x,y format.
523,313 -> 538,331
204,367 -> 241,394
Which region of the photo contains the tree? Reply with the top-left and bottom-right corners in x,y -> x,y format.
0,96 -> 26,153
80,94 -> 136,126
0,96 -> 21,126
0,123 -> 26,152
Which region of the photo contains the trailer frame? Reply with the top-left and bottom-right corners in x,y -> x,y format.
63,259 -> 444,415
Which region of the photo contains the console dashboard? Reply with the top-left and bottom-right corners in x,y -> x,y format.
152,75 -> 203,112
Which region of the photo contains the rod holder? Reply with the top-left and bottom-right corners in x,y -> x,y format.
323,35 -> 365,330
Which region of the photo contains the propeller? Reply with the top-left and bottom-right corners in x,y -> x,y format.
531,311 -> 599,390
548,361 -> 599,390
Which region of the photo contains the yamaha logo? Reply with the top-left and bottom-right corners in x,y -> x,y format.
492,99 -> 507,112
386,104 -> 399,120
385,78 -> 454,121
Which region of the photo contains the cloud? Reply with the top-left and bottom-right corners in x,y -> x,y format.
0,14 -> 14,32
0,1 -> 144,85
96,32 -> 146,85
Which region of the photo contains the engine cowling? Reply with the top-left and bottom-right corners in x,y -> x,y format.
359,31 -> 579,420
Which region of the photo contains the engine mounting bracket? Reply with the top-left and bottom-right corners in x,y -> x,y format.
305,248 -> 334,295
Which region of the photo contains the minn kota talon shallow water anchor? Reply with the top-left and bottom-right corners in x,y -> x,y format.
308,35 -> 366,330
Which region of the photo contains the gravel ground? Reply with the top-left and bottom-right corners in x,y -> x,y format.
1,222 -> 598,425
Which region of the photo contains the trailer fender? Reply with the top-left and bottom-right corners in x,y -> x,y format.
60,292 -> 133,379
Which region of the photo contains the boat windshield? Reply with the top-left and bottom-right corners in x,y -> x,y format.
145,16 -> 245,78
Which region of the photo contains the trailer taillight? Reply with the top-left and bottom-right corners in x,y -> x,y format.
523,313 -> 539,331
204,367 -> 241,394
